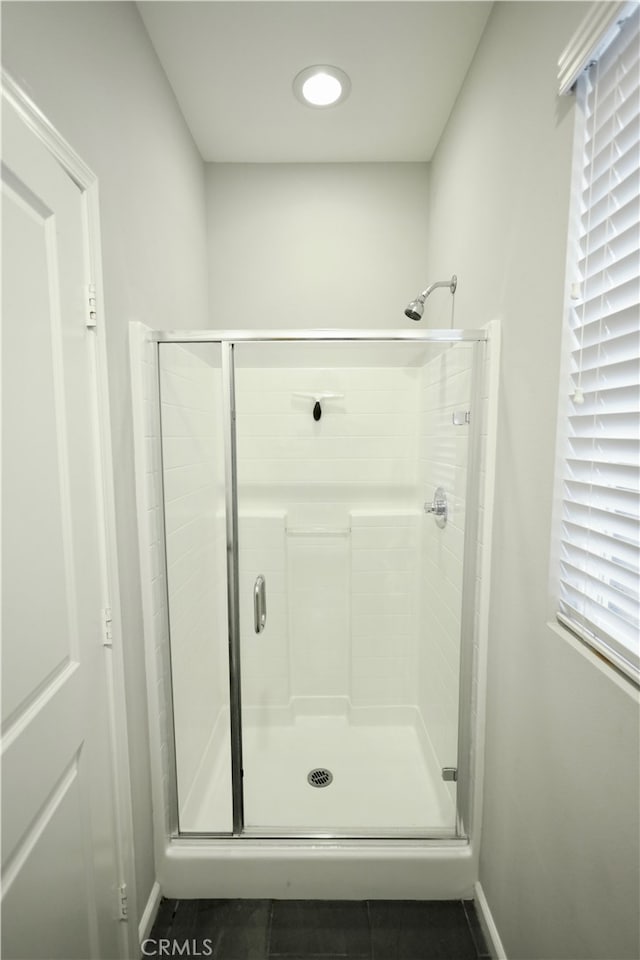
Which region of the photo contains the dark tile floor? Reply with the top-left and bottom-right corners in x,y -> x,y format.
145,898 -> 491,959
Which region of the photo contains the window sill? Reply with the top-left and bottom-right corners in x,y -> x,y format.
546,619 -> 640,697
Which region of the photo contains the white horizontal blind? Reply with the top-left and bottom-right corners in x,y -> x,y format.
558,4 -> 640,683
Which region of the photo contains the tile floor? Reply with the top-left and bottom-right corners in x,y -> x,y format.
145,898 -> 491,959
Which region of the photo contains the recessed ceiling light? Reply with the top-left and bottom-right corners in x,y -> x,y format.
293,65 -> 351,108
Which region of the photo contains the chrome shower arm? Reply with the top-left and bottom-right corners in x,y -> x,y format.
419,275 -> 457,300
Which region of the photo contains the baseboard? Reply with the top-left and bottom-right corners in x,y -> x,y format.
138,880 -> 162,946
474,881 -> 507,959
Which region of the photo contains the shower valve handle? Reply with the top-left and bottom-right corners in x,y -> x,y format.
424,487 -> 448,528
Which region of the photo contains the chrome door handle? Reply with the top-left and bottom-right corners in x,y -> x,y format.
254,575 -> 267,634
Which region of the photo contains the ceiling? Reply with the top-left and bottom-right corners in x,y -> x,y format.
138,1 -> 493,163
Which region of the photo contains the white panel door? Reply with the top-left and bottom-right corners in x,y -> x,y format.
1,98 -> 122,958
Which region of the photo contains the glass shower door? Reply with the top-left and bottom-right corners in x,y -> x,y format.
158,341 -> 233,833
233,338 -> 477,837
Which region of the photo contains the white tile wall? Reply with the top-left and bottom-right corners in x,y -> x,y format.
288,533 -> 350,699
159,344 -> 231,830
236,509 -> 421,711
233,355 -> 484,733
350,512 -> 420,706
235,366 -> 420,495
235,364 -> 423,711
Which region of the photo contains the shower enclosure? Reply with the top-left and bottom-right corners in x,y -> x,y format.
136,328 -> 487,850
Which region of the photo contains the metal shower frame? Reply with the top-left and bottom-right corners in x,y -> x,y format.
151,327 -> 488,843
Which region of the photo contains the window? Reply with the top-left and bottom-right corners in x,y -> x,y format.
556,3 -> 639,684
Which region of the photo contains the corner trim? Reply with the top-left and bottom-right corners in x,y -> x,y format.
474,881 -> 508,959
138,881 -> 162,946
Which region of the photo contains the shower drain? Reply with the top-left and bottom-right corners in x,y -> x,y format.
307,768 -> 333,788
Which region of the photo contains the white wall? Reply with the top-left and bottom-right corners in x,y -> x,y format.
2,1 -> 210,920
206,163 -> 430,329
425,4 -> 640,959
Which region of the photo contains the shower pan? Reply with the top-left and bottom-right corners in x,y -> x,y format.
131,326 -> 490,897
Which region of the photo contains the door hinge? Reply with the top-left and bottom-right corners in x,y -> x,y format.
87,283 -> 97,328
117,883 -> 128,921
102,607 -> 113,647
442,767 -> 458,782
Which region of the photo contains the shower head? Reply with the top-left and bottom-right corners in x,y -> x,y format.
404,275 -> 457,321
404,298 -> 425,322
